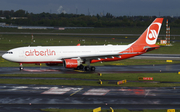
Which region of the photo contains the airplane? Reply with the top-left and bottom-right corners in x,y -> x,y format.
2,18 -> 163,71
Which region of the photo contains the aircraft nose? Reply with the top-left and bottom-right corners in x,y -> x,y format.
2,52 -> 11,61
2,53 -> 7,60
2,50 -> 15,61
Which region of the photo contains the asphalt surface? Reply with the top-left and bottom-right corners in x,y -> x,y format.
0,84 -> 180,112
0,64 -> 180,111
0,53 -> 180,111
0,51 -> 6,56
0,63 -> 180,74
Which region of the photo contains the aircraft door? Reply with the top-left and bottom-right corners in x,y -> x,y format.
19,50 -> 24,57
95,48 -> 99,54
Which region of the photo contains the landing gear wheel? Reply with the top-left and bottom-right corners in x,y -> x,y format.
84,66 -> 95,71
85,66 -> 90,71
19,63 -> 23,71
90,66 -> 96,71
19,67 -> 23,71
76,66 -> 80,70
79,64 -> 84,70
75,64 -> 84,70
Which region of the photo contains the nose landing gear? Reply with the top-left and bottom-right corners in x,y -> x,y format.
19,63 -> 23,71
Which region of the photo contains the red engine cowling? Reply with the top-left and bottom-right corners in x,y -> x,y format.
63,59 -> 80,68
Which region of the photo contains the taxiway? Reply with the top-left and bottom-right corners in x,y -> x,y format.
0,63 -> 180,74
0,84 -> 180,112
0,64 -> 180,111
0,53 -> 180,111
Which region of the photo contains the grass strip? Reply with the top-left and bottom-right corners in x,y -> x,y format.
1,72 -> 180,87
1,73 -> 180,82
0,33 -> 179,54
1,78 -> 180,87
1,27 -> 180,35
0,79 -> 99,86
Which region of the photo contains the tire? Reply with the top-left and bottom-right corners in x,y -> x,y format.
76,65 -> 84,70
85,66 -> 90,71
79,65 -> 84,70
91,66 -> 96,71
75,66 -> 80,70
19,67 -> 23,71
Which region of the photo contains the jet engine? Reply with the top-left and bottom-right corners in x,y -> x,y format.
63,59 -> 81,68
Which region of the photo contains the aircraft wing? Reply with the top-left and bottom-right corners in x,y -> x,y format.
59,52 -> 138,60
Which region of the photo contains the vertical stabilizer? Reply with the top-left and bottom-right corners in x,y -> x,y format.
132,18 -> 163,46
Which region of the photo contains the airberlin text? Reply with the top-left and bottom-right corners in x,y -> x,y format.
25,49 -> 56,56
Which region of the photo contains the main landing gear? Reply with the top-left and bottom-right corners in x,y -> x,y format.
75,64 -> 96,71
84,66 -> 95,71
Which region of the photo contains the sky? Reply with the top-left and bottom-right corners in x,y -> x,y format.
0,0 -> 179,16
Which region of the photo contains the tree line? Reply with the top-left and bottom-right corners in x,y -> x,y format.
0,9 -> 180,27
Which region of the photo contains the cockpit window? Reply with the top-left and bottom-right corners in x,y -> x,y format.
5,52 -> 13,54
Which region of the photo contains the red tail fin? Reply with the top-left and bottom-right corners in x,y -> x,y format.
132,18 -> 163,46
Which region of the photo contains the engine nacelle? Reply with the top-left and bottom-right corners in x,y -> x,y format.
63,59 -> 81,68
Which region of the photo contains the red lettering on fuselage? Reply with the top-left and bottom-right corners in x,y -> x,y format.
25,49 -> 56,56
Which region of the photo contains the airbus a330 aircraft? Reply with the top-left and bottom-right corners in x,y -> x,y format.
2,18 -> 163,71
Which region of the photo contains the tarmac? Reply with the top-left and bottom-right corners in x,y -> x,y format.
0,63 -> 180,111
0,63 -> 180,74
0,84 -> 180,112
0,53 -> 180,111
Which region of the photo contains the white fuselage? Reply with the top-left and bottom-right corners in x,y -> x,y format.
2,44 -> 131,63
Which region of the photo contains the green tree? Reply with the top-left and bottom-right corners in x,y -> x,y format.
13,9 -> 26,17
